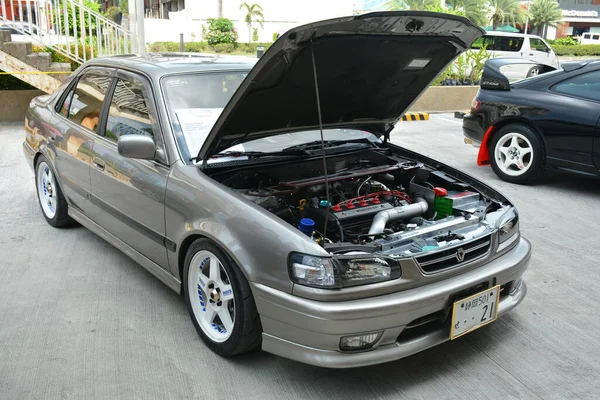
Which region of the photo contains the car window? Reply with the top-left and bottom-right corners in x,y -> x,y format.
67,74 -> 112,133
105,76 -> 157,142
584,34 -> 591,39
594,35 -> 600,40
474,36 -> 523,52
552,71 -> 600,102
162,72 -> 247,160
530,38 -> 550,52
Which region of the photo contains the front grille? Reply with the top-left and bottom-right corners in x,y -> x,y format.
415,235 -> 492,273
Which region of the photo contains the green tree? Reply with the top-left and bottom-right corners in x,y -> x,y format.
529,0 -> 562,38
239,3 -> 264,44
203,18 -> 238,45
384,0 -> 437,10
488,0 -> 525,30
446,0 -> 489,26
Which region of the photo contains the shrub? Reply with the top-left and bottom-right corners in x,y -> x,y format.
52,0 -> 101,38
213,43 -> 235,53
203,18 -> 238,46
551,44 -> 600,56
548,37 -> 578,46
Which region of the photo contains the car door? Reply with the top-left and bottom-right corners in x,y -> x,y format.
88,70 -> 170,269
51,67 -> 115,215
537,70 -> 600,169
528,38 -> 554,66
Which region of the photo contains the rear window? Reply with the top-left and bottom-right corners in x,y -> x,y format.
471,35 -> 523,52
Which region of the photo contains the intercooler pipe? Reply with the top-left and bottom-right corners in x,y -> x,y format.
368,197 -> 429,235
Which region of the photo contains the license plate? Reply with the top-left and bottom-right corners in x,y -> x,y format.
450,285 -> 500,339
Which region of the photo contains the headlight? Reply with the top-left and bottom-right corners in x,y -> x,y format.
288,253 -> 401,289
496,208 -> 519,248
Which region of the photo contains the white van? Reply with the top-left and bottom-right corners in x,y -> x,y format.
471,32 -> 560,78
579,32 -> 600,44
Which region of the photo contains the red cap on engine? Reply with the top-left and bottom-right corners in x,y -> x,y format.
331,204 -> 342,212
433,187 -> 448,197
358,200 -> 368,207
346,202 -> 356,209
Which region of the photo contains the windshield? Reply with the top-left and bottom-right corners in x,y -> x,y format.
163,72 -> 381,163
162,71 -> 248,161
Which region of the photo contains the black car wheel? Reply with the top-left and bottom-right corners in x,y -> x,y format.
489,124 -> 545,184
183,238 -> 262,356
35,155 -> 75,227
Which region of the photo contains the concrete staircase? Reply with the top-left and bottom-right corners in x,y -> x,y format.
0,30 -> 71,93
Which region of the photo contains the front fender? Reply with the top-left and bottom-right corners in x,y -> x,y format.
165,161 -> 325,293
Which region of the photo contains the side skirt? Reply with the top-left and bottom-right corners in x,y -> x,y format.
68,207 -> 182,293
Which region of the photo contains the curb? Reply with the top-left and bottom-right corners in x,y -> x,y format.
401,112 -> 429,121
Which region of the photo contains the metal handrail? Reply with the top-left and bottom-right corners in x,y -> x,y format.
0,0 -> 133,64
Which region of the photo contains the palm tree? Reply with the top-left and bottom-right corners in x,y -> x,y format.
384,0 -> 437,10
239,2 -> 264,43
446,0 -> 489,27
488,0 -> 525,30
529,0 -> 562,38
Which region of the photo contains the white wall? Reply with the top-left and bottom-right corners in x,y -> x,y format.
145,0 -> 357,44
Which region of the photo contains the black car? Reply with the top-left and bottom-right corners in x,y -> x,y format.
463,58 -> 600,184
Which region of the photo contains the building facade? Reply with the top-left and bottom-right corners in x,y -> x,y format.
555,0 -> 600,38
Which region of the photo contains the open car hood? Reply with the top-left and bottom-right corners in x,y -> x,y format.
198,11 -> 484,161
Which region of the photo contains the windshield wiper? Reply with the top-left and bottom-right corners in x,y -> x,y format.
209,149 -> 309,159
281,138 -> 375,152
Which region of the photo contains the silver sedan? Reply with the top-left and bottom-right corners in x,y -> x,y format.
22,12 -> 529,368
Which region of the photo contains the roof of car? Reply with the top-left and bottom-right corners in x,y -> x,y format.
482,31 -> 543,39
85,53 -> 257,79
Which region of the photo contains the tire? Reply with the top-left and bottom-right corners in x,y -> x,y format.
489,124 -> 545,184
527,66 -> 540,77
183,238 -> 262,356
35,155 -> 75,227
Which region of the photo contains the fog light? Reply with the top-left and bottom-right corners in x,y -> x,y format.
339,332 -> 382,351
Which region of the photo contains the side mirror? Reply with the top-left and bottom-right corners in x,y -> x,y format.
117,135 -> 156,160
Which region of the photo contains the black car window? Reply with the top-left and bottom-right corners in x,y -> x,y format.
67,74 -> 112,133
553,71 -> 600,102
105,76 -> 156,142
530,38 -> 550,52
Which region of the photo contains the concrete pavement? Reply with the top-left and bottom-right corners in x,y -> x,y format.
1,116 -> 599,399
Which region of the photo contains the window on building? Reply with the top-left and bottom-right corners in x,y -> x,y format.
105,76 -> 157,142
66,74 -> 113,132
553,71 -> 600,102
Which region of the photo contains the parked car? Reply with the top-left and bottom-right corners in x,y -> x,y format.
463,57 -> 600,184
470,31 -> 560,78
579,32 -> 600,45
23,12 -> 529,368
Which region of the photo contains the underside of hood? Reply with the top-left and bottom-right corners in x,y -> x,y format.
198,11 -> 484,160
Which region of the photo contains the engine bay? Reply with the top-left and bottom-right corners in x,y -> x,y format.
208,149 -> 512,259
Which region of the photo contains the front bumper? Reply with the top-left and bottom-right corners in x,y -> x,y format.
252,237 -> 531,368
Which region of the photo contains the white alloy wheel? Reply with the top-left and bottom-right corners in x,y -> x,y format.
493,132 -> 534,177
187,250 -> 235,342
36,161 -> 58,219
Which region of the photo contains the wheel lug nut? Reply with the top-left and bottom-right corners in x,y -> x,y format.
217,301 -> 222,307
208,283 -> 214,289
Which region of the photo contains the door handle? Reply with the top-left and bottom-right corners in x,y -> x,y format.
529,53 -> 534,56
92,158 -> 105,171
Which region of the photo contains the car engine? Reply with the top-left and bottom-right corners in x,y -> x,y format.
209,150 -> 511,258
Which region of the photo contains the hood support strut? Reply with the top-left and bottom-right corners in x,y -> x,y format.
311,39 -> 331,243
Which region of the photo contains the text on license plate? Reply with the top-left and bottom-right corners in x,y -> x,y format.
450,285 -> 500,339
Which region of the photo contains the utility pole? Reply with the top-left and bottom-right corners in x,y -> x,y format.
129,0 -> 138,53
136,0 -> 146,54
524,0 -> 531,35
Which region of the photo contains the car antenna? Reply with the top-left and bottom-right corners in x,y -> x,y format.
310,38 -> 331,244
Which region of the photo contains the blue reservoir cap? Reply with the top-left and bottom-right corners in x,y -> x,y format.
298,218 -> 315,237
